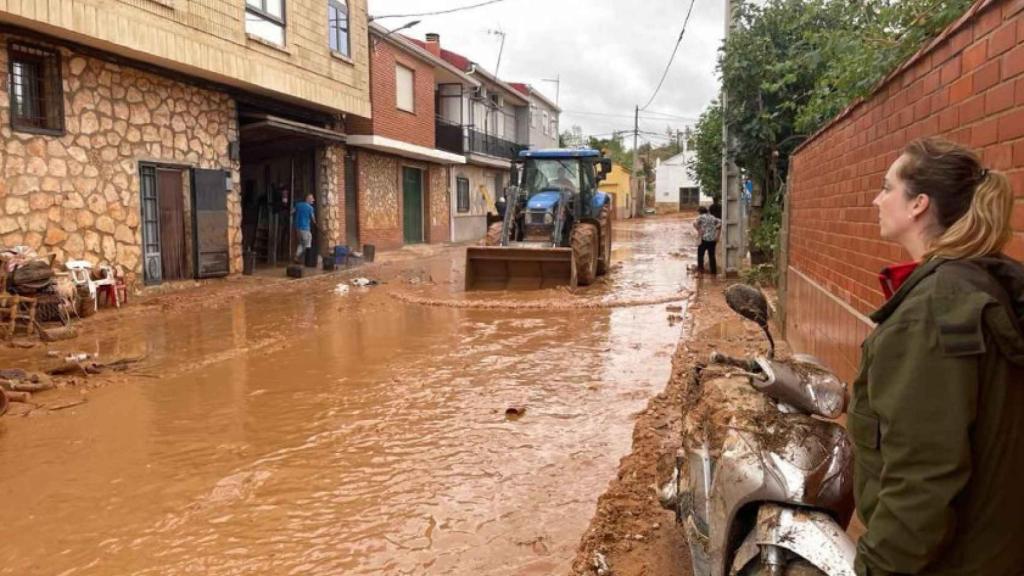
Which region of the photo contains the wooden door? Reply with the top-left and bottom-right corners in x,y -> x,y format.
402,167 -> 423,244
157,169 -> 186,281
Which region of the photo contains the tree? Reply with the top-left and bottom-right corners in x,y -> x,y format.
689,102 -> 723,202
708,0 -> 972,259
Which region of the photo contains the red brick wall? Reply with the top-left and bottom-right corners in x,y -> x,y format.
785,0 -> 1024,381
348,39 -> 435,148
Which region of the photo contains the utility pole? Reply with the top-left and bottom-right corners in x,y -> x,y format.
720,0 -> 742,277
489,29 -> 507,76
633,105 -> 642,218
541,75 -> 560,106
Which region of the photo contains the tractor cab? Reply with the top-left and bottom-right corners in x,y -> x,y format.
502,149 -> 611,245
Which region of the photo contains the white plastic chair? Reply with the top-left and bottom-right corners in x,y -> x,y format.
65,260 -> 97,312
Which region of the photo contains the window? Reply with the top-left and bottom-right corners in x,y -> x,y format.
456,177 -> 470,213
245,0 -> 285,45
531,106 -> 538,129
395,64 -> 414,112
550,117 -> 557,138
328,0 -> 349,57
542,111 -> 549,136
8,43 -> 64,133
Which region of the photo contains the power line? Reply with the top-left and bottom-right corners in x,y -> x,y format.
640,0 -> 698,111
561,109 -> 695,122
371,0 -> 510,20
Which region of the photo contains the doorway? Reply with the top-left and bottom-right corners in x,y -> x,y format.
402,166 -> 424,244
140,164 -> 189,285
345,153 -> 359,248
679,186 -> 700,209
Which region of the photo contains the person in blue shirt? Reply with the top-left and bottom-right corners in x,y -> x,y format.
293,193 -> 316,263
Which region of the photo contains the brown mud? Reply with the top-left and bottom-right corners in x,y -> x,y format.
569,277 -> 788,576
0,215 -> 700,576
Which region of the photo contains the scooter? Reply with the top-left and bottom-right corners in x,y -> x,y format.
659,284 -> 856,576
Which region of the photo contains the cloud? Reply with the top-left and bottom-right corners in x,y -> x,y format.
369,0 -> 724,145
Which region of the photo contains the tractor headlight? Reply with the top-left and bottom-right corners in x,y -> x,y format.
544,212 -> 554,225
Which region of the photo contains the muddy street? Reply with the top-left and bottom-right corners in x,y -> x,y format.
0,216 -> 695,575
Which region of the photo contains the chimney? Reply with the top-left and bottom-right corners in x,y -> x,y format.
425,33 -> 441,57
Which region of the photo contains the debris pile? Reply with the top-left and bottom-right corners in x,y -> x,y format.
0,355 -> 145,417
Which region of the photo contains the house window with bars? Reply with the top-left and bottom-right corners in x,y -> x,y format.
328,0 -> 350,57
456,177 -> 470,213
8,43 -> 64,134
245,0 -> 285,45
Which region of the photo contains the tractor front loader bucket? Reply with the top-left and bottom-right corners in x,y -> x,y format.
464,246 -> 577,290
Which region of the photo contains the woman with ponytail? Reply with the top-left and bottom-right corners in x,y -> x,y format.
850,137 -> 1024,575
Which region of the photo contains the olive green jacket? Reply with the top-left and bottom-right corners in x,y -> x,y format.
850,255 -> 1024,576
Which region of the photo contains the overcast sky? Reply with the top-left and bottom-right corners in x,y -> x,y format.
367,0 -> 726,148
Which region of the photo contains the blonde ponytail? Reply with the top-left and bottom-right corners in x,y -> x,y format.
926,170 -> 1014,259
899,138 -> 1016,261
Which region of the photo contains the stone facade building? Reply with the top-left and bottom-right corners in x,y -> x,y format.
0,0 -> 371,288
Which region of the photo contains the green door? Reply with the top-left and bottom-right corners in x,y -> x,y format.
402,167 -> 424,244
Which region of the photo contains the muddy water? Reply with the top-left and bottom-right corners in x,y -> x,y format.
0,217 -> 695,575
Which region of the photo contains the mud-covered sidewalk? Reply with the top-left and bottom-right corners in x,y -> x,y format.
570,276 -> 790,576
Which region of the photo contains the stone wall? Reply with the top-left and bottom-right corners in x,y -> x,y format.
0,34 -> 240,288
318,143 -> 347,250
428,164 -> 450,243
354,149 -> 447,250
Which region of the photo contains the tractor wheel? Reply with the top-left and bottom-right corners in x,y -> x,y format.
596,203 -> 612,276
571,223 -> 599,286
483,222 -> 504,246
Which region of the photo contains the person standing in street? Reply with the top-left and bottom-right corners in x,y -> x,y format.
293,193 -> 316,264
851,137 -> 1024,575
693,206 -> 721,275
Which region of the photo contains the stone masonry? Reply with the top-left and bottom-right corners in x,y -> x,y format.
0,35 -> 241,288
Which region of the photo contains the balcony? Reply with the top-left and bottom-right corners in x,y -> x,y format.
467,128 -> 525,161
435,117 -> 464,155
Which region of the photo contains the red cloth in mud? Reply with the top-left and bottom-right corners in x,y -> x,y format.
879,261 -> 920,300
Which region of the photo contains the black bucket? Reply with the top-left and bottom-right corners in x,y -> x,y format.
362,244 -> 375,263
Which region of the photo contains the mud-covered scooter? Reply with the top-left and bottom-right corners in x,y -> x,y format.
659,285 -> 856,576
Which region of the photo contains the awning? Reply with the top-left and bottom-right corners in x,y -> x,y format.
239,114 -> 347,162
240,114 -> 347,145
347,135 -> 466,165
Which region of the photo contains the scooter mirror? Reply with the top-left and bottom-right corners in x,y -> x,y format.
724,284 -> 769,327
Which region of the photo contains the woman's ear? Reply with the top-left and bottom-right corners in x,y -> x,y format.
910,193 -> 931,220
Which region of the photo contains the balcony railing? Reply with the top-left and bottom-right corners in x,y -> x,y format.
435,118 -> 464,155
435,118 -> 526,161
467,128 -> 524,161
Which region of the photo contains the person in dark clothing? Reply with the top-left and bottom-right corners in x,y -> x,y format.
693,206 -> 721,275
709,199 -> 722,219
850,137 -> 1024,575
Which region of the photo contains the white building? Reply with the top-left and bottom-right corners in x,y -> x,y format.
654,150 -> 712,211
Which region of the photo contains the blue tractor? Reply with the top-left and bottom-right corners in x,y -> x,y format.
465,148 -> 614,289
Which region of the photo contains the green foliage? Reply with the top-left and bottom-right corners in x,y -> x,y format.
707,0 -> 972,258
689,102 -> 723,201
587,133 -> 633,172
740,263 -> 778,287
